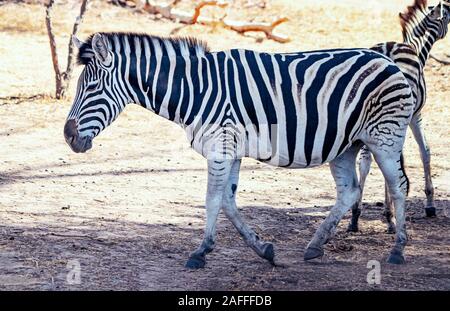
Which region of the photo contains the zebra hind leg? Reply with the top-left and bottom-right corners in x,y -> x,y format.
304,146 -> 361,261
185,160 -> 233,269
370,148 -> 409,264
347,145 -> 372,233
222,160 -> 275,264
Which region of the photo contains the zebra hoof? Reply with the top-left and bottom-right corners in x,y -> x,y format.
387,250 -> 405,265
425,207 -> 436,218
347,222 -> 359,233
304,246 -> 324,261
261,243 -> 275,264
386,223 -> 396,234
185,254 -> 206,269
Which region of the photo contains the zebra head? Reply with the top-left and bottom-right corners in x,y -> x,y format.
400,0 -> 450,46
428,0 -> 450,39
64,33 -> 131,153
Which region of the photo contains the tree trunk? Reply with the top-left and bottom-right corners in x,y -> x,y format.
45,0 -> 89,100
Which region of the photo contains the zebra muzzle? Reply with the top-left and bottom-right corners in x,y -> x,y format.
64,119 -> 93,153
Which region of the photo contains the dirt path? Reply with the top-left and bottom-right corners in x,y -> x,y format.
0,0 -> 449,290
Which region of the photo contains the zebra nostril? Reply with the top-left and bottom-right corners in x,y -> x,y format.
64,119 -> 79,144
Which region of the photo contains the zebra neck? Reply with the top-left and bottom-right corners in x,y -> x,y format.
404,24 -> 438,68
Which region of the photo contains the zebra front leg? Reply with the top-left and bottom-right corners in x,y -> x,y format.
410,114 -> 435,217
222,160 -> 275,264
347,146 -> 372,232
371,148 -> 409,264
305,147 -> 361,261
185,160 -> 232,269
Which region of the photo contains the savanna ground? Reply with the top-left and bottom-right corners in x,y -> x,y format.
0,0 -> 449,290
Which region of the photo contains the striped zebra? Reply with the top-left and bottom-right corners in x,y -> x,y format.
64,32 -> 414,267
348,0 -> 450,234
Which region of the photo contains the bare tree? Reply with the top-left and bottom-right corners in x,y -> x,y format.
45,0 -> 89,99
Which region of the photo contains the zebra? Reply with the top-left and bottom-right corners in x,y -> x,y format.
64,32 -> 415,268
347,0 -> 450,234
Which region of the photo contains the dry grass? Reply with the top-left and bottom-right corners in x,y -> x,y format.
3,0 -> 444,98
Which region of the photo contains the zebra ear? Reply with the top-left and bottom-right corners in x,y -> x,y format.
430,4 -> 445,19
72,35 -> 84,49
76,36 -> 94,65
92,33 -> 112,65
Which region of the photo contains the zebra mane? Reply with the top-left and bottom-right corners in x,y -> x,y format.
77,32 -> 210,65
399,0 -> 429,39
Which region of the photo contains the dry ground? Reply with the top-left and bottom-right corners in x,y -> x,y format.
0,0 -> 449,290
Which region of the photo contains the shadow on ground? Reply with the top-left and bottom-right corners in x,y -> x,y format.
1,199 -> 449,290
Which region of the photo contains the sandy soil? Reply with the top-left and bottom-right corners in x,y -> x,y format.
0,0 -> 449,290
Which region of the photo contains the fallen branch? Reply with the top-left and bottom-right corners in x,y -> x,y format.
430,53 -> 450,65
115,0 -> 290,43
45,0 -> 89,99
191,0 -> 228,24
140,0 -> 228,24
221,17 -> 290,43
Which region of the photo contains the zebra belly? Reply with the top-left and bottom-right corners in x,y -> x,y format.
242,124 -> 340,169
186,116 -> 354,168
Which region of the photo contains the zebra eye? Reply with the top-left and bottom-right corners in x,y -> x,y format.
85,80 -> 99,91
